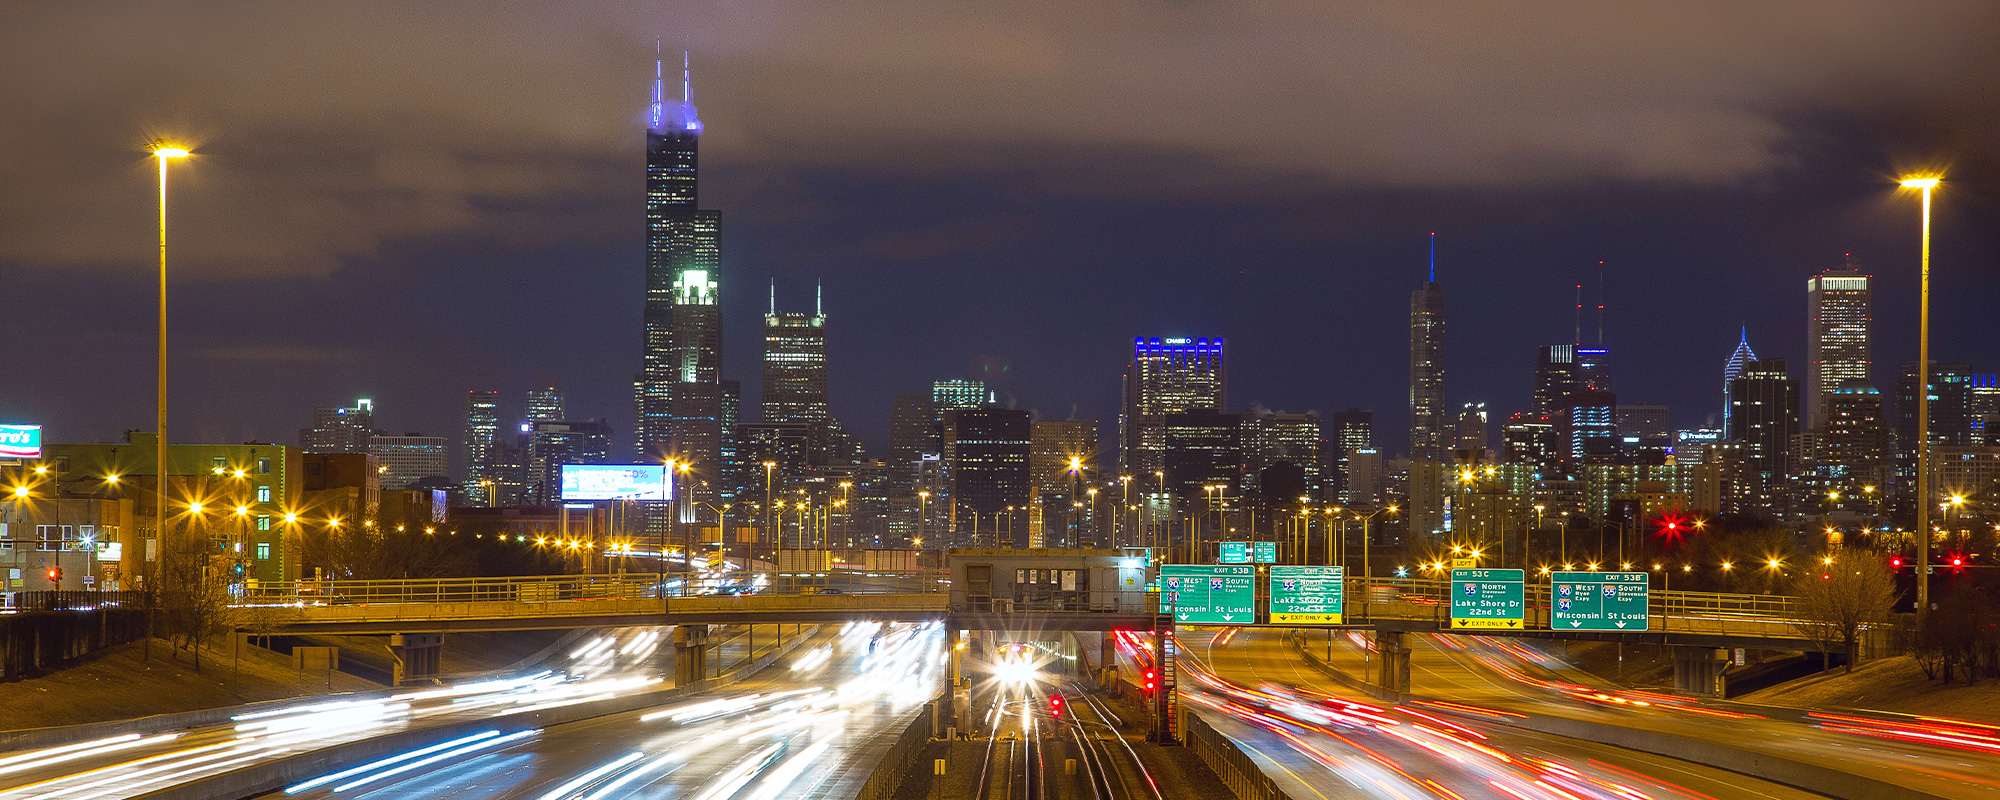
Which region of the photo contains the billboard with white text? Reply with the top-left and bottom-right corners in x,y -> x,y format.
560,464 -> 671,501
0,425 -> 41,459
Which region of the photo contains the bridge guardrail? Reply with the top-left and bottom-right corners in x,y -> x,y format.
243,569 -> 948,607
1350,577 -> 1804,622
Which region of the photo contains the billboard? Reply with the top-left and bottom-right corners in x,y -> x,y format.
0,425 -> 41,459
559,464 -> 671,501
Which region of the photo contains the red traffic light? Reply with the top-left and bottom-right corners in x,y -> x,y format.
45,567 -> 61,582
1953,557 -> 1965,567
1050,694 -> 1063,717
1891,557 -> 1903,568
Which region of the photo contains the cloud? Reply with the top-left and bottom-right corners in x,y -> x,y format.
1,0 -> 1994,279
194,345 -> 365,364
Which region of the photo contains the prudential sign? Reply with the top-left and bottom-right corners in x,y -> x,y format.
0,425 -> 41,459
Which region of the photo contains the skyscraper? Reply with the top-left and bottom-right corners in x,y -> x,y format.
527,419 -> 614,505
525,387 -> 564,424
370,433 -> 448,491
1501,412 -> 1559,472
1807,266 -> 1871,430
1119,337 -> 1225,479
1328,408 -> 1373,497
1721,329 -> 1757,435
1456,402 -> 1488,453
1162,412 -> 1243,502
1030,420 -> 1099,496
932,380 -> 993,411
1575,347 -> 1611,392
1727,359 -> 1800,501
888,394 -> 940,473
1567,391 -> 1617,464
943,408 -> 1032,547
718,378 -> 742,501
1533,345 -> 1581,416
301,399 -> 375,454
1823,380 -> 1885,485
635,49 -> 723,508
1893,362 -> 1976,511
763,284 -> 834,462
461,390 -> 500,504
1409,239 -> 1446,461
1244,410 -> 1322,496
1616,404 -> 1671,440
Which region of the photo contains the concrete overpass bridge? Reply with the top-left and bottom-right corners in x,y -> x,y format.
235,554 -> 1856,698
240,570 -> 1818,642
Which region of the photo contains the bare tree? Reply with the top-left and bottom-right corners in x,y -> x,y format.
1788,549 -> 1899,672
157,533 -> 233,671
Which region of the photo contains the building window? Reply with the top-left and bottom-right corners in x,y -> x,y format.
256,516 -> 272,531
258,458 -> 272,475
257,485 -> 272,503
256,542 -> 272,560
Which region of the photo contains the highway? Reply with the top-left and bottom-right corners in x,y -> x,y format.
1198,627 -> 2000,798
1137,629 -> 1817,800
263,621 -> 940,800
0,623 -> 801,800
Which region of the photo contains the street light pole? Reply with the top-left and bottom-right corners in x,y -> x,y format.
1903,175 -> 1941,616
146,141 -> 188,660
1118,475 -> 1131,548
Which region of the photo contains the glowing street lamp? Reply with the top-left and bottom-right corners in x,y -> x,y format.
149,140 -> 190,589
1902,173 -> 1941,614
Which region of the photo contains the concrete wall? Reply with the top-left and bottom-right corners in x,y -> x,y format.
0,608 -> 144,679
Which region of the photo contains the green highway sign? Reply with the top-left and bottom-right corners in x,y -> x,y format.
1269,566 -> 1343,623
1450,568 -> 1524,630
1218,542 -> 1249,564
1162,565 -> 1256,624
1551,572 -> 1650,631
1253,541 -> 1277,564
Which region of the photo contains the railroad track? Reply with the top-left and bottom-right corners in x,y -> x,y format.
1060,681 -> 1164,800
976,686 -> 1044,800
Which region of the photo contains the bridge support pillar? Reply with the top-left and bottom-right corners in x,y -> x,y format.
1374,630 -> 1410,695
1673,646 -> 1726,697
946,627 -> 962,688
674,625 -> 711,685
389,633 -> 444,686
1151,623 -> 1179,745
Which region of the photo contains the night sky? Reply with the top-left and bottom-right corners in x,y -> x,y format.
4,2 -> 1998,473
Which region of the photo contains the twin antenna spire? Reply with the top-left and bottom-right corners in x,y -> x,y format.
1569,265 -> 1607,346
768,280 -> 826,316
651,37 -> 691,119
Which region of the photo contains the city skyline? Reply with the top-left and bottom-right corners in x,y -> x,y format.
10,8 -> 2000,794
3,5 -> 1997,474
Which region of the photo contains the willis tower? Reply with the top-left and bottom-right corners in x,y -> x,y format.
636,49 -> 722,520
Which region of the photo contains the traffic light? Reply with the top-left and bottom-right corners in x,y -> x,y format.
1050,694 -> 1063,718
45,566 -> 61,584
1891,557 -> 1903,569
233,563 -> 246,576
